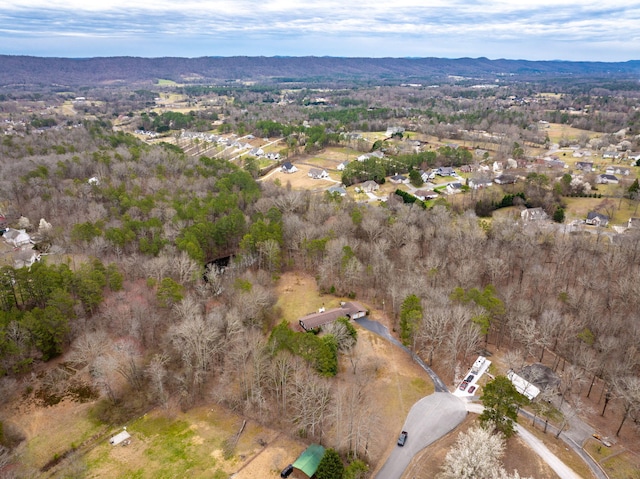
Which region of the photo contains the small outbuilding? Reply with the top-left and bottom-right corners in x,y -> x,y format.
109,430 -> 131,446
292,444 -> 325,479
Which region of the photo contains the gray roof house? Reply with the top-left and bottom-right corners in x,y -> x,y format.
596,174 -> 619,184
586,211 -> 609,227
360,180 -> 380,193
308,168 -> 329,179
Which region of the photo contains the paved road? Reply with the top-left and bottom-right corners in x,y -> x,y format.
467,404 -> 584,479
518,409 -> 607,479
375,392 -> 467,479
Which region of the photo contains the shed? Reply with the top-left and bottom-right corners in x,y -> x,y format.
292,444 -> 325,479
109,430 -> 131,446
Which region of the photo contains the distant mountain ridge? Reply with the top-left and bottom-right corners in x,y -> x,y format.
1,55 -> 639,87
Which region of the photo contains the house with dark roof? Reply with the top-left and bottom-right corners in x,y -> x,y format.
494,174 -> 517,185
586,212 -> 609,227
437,166 -> 456,177
281,162 -> 298,174
596,174 -> 619,184
298,302 -> 367,332
445,182 -> 462,194
389,174 -> 408,184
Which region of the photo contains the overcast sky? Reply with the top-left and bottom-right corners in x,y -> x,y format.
1,0 -> 639,61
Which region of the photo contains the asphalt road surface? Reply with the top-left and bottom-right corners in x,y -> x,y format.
374,392 -> 467,479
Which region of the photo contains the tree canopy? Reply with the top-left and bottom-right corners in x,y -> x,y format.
479,376 -> 529,437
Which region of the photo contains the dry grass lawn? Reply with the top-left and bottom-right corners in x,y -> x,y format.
584,438 -> 640,479
264,164 -> 337,190
546,123 -> 599,144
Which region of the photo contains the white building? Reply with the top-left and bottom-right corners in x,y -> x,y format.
507,370 -> 540,400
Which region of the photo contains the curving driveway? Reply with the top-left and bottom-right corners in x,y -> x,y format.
374,392 -> 467,479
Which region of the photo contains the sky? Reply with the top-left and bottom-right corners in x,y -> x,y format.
1,0 -> 639,61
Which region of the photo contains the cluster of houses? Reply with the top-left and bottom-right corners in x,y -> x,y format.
180,131 -> 280,160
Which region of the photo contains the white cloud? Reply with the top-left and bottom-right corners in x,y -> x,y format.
1,0 -> 640,59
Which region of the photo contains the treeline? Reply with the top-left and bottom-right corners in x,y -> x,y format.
138,110 -> 218,133
0,260 -> 122,371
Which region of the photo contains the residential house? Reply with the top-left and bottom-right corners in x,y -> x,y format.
248,147 -> 264,157
389,174 -> 408,184
492,161 -> 503,173
469,178 -> 493,189
281,162 -> 298,174
3,228 -> 31,247
308,168 -> 329,179
445,182 -> 462,195
605,166 -> 630,176
414,189 -> 439,201
297,301 -> 367,331
576,161 -> 594,172
327,185 -> 347,196
437,166 -> 456,177
603,151 -> 621,159
369,150 -> 385,159
521,207 -> 548,223
360,180 -> 380,193
337,160 -> 349,171
495,174 -> 517,185
596,174 -> 619,184
543,158 -> 566,169
266,152 -> 280,161
586,211 -> 609,227
386,126 -> 405,137
418,169 -> 431,182
356,154 -> 370,162
627,152 -> 640,162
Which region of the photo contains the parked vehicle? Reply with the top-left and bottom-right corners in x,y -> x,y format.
468,385 -> 476,394
465,374 -> 474,382
280,464 -> 294,477
459,381 -> 468,391
397,430 -> 408,446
